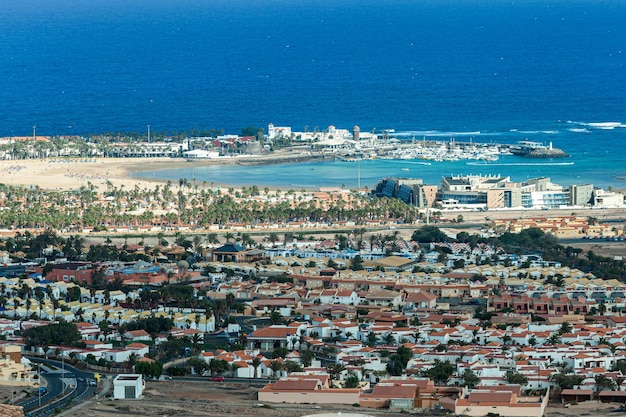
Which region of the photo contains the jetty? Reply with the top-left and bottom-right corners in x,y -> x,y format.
509,141 -> 569,158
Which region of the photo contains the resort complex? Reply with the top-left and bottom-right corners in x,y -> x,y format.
375,175 -> 623,209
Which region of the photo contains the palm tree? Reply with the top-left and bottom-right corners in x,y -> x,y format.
326,363 -> 346,387
225,293 -> 235,315
191,333 -> 203,352
251,356 -> 263,379
192,235 -> 203,257
126,353 -> 138,370
213,300 -> 226,328
267,232 -> 279,246
596,337 -> 610,346
119,324 -> 128,348
383,333 -> 396,346
229,362 -> 241,378
547,333 -> 562,345
595,374 -> 616,393
269,360 -> 283,380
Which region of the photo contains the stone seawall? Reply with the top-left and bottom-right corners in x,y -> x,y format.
526,148 -> 569,158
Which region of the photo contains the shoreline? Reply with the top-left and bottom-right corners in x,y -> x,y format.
0,154 -> 319,193
0,150 -> 336,195
2,155 -> 625,205
126,151 -> 329,191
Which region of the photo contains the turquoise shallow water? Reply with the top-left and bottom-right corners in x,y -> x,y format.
134,131 -> 626,190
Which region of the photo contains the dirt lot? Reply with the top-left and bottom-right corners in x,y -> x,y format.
60,380 -> 406,417
546,401 -> 626,417
52,379 -> 626,417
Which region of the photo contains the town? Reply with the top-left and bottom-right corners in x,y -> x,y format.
0,126 -> 625,416
1,123 -> 569,166
0,210 -> 625,415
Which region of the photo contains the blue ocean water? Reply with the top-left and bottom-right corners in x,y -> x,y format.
1,0 -> 625,188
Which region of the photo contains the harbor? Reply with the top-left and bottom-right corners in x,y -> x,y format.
333,138 -> 567,163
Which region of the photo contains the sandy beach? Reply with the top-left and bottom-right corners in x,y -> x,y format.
0,150 -> 323,193
0,157 -> 202,192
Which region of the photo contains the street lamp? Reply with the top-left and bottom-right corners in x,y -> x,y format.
61,355 -> 65,394
10,371 -> 17,404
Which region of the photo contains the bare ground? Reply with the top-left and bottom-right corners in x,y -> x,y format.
546,401 -> 626,417
54,380 -> 626,417
60,380 -> 404,417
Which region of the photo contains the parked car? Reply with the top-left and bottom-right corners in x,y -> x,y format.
210,375 -> 225,382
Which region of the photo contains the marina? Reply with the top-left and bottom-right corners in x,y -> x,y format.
319,136 -> 568,170
128,124 -> 626,191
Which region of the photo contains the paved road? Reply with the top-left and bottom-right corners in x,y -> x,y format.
19,358 -> 97,417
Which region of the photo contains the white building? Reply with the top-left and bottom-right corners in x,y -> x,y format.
113,374 -> 144,399
593,189 -> 624,207
183,149 -> 220,159
267,123 -> 292,140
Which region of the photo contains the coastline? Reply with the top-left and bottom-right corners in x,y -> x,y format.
1,157 -> 183,192
127,150 -> 329,190
0,151 -> 326,193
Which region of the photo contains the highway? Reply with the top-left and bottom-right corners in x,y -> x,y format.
18,358 -> 97,417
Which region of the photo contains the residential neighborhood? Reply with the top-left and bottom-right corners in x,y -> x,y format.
0,218 -> 625,416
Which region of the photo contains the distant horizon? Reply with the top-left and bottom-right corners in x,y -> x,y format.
1,0 -> 624,188
1,1 -> 624,135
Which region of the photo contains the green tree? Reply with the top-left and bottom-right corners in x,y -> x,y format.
595,374 -> 617,393
269,310 -> 283,325
23,321 -> 82,348
187,357 -> 209,375
326,363 -> 346,386
251,356 -> 263,379
411,226 -> 449,243
269,360 -> 283,379
558,322 -> 573,335
461,369 -> 480,388
301,350 -> 315,367
272,347 -> 288,359
126,353 -> 139,369
350,255 -> 364,271
421,360 -> 455,384
505,371 -> 529,386
135,361 -> 163,379
345,374 -> 360,388
550,373 -> 583,390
